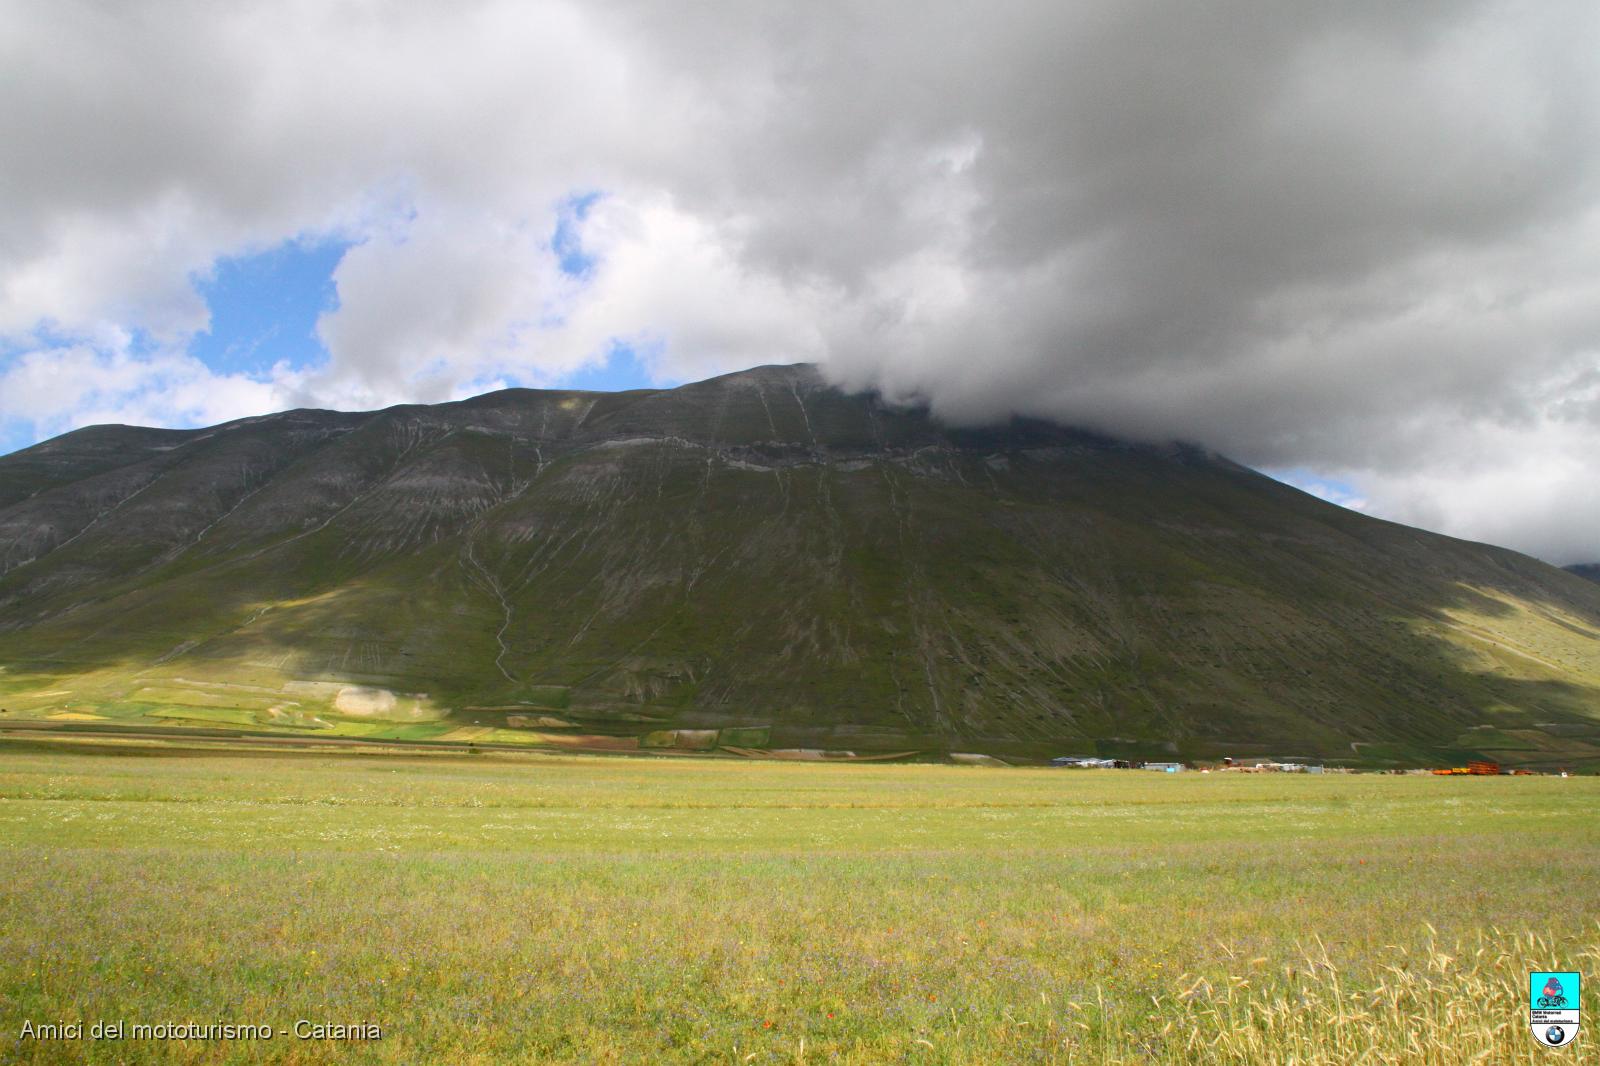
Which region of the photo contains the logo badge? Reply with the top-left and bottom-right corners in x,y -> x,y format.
1530,971 -> 1580,1047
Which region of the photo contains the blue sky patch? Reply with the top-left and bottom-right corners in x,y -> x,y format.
552,192 -> 603,279
560,340 -> 660,392
1265,467 -> 1368,511
189,237 -> 349,376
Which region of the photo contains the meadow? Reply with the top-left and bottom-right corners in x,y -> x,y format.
0,738 -> 1595,1064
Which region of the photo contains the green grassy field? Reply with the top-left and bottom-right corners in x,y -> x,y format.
0,739 -> 1595,1064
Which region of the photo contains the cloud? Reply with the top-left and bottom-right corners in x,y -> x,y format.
4,1 -> 1600,561
548,195 -> 833,384
0,341 -> 293,443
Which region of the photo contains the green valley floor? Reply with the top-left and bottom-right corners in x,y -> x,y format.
0,738 -> 1595,1063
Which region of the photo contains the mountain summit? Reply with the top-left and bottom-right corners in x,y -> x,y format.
2,364 -> 1598,766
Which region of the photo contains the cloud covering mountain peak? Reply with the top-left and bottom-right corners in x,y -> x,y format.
3,0 -> 1600,561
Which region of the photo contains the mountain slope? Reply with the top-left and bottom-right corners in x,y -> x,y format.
2,365 -> 1599,766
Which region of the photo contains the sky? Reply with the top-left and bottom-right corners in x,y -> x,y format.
2,1 -> 1599,564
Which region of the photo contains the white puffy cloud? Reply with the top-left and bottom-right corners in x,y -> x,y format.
548,195 -> 833,384
307,208 -> 569,406
0,341 -> 293,443
4,0 -> 1600,561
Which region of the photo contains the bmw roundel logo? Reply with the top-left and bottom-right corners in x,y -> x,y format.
1545,1024 -> 1566,1045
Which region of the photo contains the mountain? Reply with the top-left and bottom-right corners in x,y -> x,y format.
2,364 -> 1599,767
1567,564 -> 1600,585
